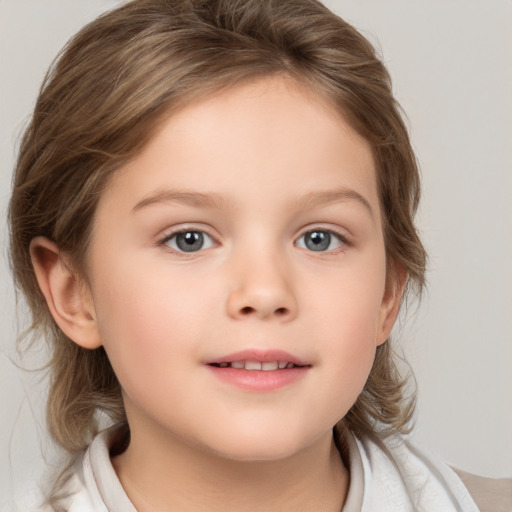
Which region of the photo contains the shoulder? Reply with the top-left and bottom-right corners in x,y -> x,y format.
42,426 -> 131,512
452,467 -> 512,512
39,460 -> 104,512
350,432 -> 481,511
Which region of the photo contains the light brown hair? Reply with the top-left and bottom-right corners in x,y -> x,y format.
9,0 -> 426,457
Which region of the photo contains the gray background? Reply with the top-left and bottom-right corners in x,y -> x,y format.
1,0 -> 511,508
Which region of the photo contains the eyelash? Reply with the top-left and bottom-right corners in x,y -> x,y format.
158,227 -> 350,254
295,229 -> 349,253
159,228 -> 217,253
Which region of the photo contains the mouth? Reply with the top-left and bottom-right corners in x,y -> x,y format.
205,349 -> 310,370
208,361 -> 305,370
205,349 -> 311,391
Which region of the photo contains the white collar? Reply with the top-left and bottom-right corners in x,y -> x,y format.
62,426 -> 477,512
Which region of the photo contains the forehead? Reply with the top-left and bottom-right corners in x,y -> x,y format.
100,76 -> 379,217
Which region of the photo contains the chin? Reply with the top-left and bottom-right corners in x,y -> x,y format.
200,422 -> 322,463
211,443 -> 302,463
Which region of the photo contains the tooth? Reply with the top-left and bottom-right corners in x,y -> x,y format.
262,361 -> 278,371
218,362 -> 229,368
245,361 -> 262,371
278,361 -> 287,369
231,361 -> 244,369
285,362 -> 295,369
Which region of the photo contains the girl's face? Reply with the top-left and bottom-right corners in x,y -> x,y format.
84,76 -> 401,461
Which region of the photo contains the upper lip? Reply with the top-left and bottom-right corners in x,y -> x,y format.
205,349 -> 310,366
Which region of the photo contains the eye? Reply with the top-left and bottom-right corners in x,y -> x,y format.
295,229 -> 346,252
162,230 -> 215,253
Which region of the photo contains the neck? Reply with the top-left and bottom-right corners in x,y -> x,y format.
112,420 -> 349,512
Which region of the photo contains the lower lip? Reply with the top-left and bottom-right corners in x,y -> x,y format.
206,366 -> 310,392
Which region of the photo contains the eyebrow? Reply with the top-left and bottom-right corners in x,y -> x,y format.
131,187 -> 373,217
131,189 -> 232,213
296,189 -> 374,217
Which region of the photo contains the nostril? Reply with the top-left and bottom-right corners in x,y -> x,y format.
239,306 -> 288,316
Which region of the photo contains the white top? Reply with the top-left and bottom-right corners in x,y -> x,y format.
39,427 -> 479,512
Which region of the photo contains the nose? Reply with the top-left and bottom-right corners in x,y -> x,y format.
226,249 -> 298,322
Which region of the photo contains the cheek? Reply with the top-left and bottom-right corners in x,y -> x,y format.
89,256 -> 217,396
302,257 -> 387,410
320,296 -> 379,389
306,249 -> 387,341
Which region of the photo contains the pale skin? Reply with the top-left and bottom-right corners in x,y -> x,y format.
31,76 -> 404,511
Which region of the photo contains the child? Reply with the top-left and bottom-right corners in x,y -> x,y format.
7,0 -> 510,510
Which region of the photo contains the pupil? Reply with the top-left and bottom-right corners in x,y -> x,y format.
306,231 -> 330,251
176,231 -> 203,252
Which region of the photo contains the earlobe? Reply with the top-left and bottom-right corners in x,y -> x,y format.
376,264 -> 407,346
29,236 -> 102,349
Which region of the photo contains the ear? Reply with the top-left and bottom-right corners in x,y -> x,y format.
30,236 -> 102,349
376,263 -> 407,346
